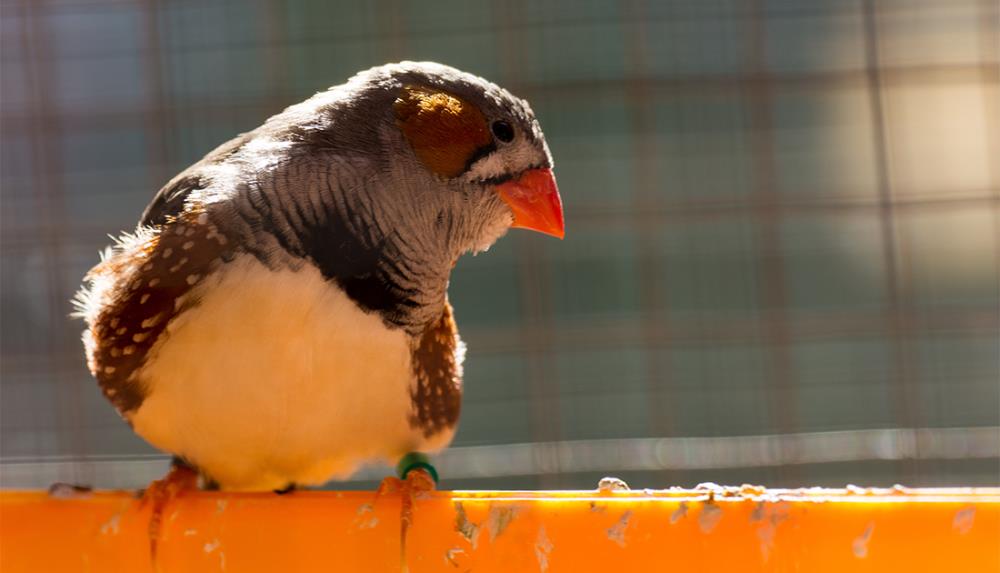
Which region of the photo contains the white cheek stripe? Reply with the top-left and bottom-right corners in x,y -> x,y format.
465,136 -> 542,183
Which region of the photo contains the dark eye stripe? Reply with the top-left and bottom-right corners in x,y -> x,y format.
491,120 -> 514,143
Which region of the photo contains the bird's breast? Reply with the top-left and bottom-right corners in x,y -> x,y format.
129,253 -> 457,490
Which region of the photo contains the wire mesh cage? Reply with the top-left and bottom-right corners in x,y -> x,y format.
1,0 -> 998,491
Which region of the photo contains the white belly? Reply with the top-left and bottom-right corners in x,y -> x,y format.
129,254 -> 454,491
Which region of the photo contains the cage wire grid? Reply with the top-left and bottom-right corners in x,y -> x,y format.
1,0 -> 998,490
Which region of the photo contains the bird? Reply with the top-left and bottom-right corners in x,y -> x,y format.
74,61 -> 564,493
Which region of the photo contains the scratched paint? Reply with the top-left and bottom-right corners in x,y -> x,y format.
486,503 -> 521,542
454,501 -> 480,549
756,521 -> 775,562
588,501 -> 607,513
750,500 -> 789,562
534,525 -> 554,572
353,503 -> 379,529
607,510 -> 633,547
852,522 -> 875,559
698,502 -> 723,533
953,506 -> 975,534
670,501 -> 688,524
444,547 -> 465,567
99,513 -> 121,535
203,539 -> 227,571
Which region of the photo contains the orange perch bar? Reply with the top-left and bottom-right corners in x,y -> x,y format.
2,486 -> 997,572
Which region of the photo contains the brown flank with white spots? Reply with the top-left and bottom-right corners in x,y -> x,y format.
83,208 -> 232,414
409,302 -> 462,437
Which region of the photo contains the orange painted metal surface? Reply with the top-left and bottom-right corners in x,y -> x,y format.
1,486 -> 998,572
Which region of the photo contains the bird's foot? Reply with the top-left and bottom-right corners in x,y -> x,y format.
273,483 -> 297,495
375,453 -> 438,571
141,461 -> 199,563
374,474 -> 405,497
374,452 -> 438,497
402,466 -> 437,495
398,465 -> 436,534
399,467 -> 437,572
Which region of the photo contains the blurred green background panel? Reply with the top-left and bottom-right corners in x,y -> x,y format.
555,347 -> 650,440
792,337 -> 894,431
453,352 -> 534,446
671,343 -> 774,437
541,93 -> 636,210
764,6 -> 866,73
0,0 -> 997,489
781,213 -> 888,314
657,215 -> 761,317
448,239 -> 522,328
644,10 -> 747,77
916,334 -> 1000,429
899,207 -> 1000,309
772,85 -> 879,200
653,94 -> 755,202
522,21 -> 628,84
550,229 -> 641,323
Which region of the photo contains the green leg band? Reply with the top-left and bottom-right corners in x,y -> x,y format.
396,452 -> 439,484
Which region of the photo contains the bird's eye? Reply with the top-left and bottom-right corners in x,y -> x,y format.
491,120 -> 515,143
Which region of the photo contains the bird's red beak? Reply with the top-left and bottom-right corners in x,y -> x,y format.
495,167 -> 565,239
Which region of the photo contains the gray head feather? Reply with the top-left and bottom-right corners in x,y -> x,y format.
154,61 -> 553,333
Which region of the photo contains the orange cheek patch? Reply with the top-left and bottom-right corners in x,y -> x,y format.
394,85 -> 491,178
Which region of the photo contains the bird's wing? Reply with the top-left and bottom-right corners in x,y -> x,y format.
82,207 -> 234,415
141,133 -> 253,227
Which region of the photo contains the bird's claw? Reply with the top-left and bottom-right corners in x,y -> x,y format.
403,467 -> 436,496
374,466 -> 436,503
377,463 -> 437,572
374,475 -> 403,499
142,463 -> 199,562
